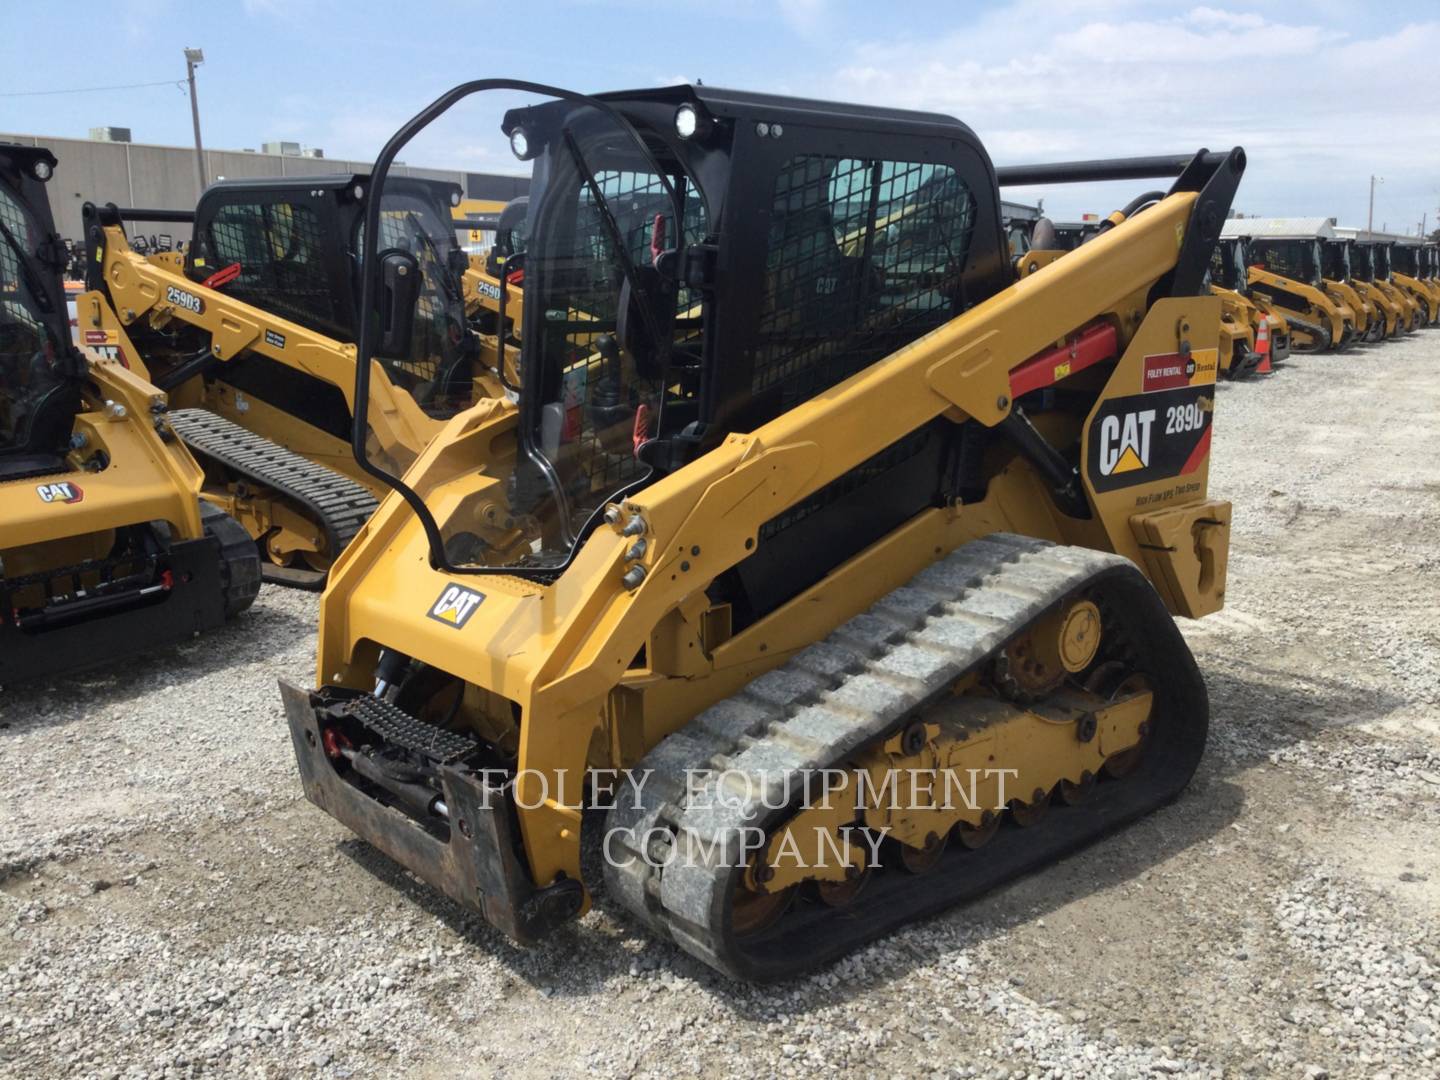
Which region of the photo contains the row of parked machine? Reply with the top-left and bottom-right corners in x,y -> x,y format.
1021,213 -> 1439,378
1208,218 -> 1437,377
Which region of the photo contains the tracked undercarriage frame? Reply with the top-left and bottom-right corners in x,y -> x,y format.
605,535 -> 1205,980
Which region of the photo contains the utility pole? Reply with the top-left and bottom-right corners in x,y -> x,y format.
184,47 -> 207,192
1367,175 -> 1376,235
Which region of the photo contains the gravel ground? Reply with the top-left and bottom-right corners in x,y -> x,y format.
3,333 -> 1439,1079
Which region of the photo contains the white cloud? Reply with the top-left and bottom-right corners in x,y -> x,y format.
815,4 -> 1440,226
1184,6 -> 1265,30
778,0 -> 828,36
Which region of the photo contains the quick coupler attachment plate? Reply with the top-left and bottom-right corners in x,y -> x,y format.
279,680 -> 583,944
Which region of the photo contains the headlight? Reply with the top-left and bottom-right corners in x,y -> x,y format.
675,103 -> 699,139
509,127 -> 531,160
33,160 -> 52,182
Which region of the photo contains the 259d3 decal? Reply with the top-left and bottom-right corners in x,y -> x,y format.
1087,386 -> 1213,494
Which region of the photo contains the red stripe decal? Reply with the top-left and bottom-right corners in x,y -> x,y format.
1180,424 -> 1212,475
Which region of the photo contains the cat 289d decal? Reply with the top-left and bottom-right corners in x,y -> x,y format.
1087,386 -> 1212,494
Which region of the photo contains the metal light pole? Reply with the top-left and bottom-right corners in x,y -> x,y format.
1367,175 -> 1382,236
184,47 -> 207,192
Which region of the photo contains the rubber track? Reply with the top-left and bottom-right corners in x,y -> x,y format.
604,533 -> 1205,981
1278,311 -> 1333,351
169,409 -> 377,567
199,502 -> 262,618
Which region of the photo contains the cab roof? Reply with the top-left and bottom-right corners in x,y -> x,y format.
595,83 -> 984,145
200,174 -> 461,199
1220,216 -> 1336,240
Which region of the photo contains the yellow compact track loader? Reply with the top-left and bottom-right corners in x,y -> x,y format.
1351,240 -> 1410,337
280,82 -> 1241,980
1231,232 -> 1354,350
1426,244 -> 1440,313
0,146 -> 259,685
1419,243 -> 1439,309
1318,237 -> 1381,343
1207,236 -> 1290,376
79,177 -> 513,587
1341,240 -> 1401,339
1390,242 -> 1438,326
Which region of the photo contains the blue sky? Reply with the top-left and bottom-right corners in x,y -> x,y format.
3,0 -> 1437,230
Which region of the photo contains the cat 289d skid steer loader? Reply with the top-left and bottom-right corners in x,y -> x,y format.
0,146 -> 258,685
281,81 -> 1240,981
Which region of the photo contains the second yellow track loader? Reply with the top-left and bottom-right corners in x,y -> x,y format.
79,177 -> 515,586
279,81 -> 1242,980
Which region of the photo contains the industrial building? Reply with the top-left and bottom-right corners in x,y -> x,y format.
0,129 -> 528,244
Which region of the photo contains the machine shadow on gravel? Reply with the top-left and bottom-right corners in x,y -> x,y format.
334,775 -> 1247,1009
1201,659 -> 1409,768
0,594 -> 311,729
328,651 -> 1407,1004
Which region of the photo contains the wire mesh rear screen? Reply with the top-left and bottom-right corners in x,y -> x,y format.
196,201 -> 341,336
753,156 -> 975,411
1253,240 -> 1312,284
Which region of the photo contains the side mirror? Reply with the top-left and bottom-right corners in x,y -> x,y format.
378,248 -> 421,359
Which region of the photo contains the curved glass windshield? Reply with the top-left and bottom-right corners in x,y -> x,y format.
1322,240 -> 1350,282
1355,245 -> 1374,281
364,183 -> 475,421
1375,244 -> 1392,279
1230,240 -> 1249,292
357,85 -> 702,575
0,183 -> 70,455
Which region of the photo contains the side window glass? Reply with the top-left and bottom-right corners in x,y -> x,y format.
201,201 -> 337,334
754,155 -> 975,410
